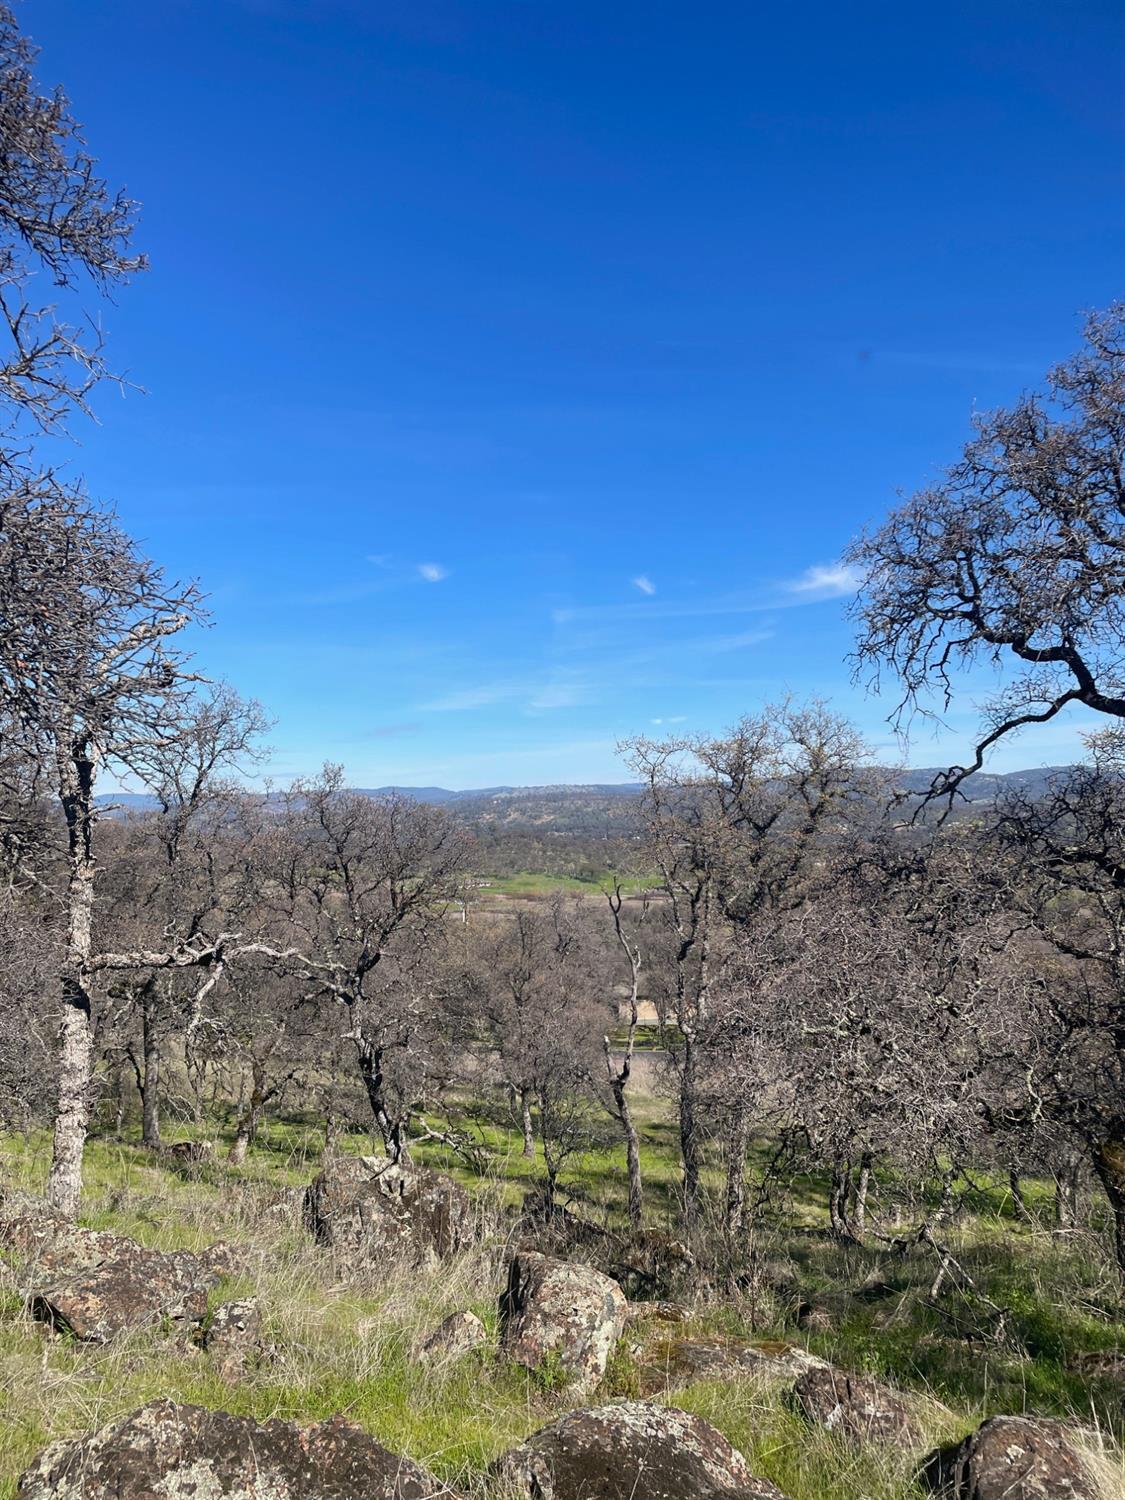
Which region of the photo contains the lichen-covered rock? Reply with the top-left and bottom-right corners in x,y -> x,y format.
29,1237 -> 221,1343
415,1309 -> 487,1367
303,1155 -> 473,1265
920,1415 -> 1097,1499
636,1333 -> 828,1396
196,1239 -> 253,1281
204,1298 -> 263,1379
493,1401 -> 789,1500
500,1251 -> 627,1396
16,1398 -> 459,1499
0,1200 -> 120,1279
791,1366 -> 920,1446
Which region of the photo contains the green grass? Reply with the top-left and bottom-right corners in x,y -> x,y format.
1,1107 -> 1123,1499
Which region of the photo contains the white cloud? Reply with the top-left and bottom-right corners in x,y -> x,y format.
418,562 -> 449,583
632,575 -> 656,595
650,715 -> 688,725
787,562 -> 862,598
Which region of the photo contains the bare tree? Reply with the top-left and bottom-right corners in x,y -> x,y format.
990,754 -> 1125,1276
0,6 -> 144,442
0,485 -> 216,1215
625,701 -> 876,1225
848,303 -> 1125,805
603,878 -> 646,1227
261,767 -> 470,1161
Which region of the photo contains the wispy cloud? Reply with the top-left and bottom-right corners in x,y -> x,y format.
651,715 -> 688,725
418,562 -> 449,583
633,575 -> 656,595
786,562 -> 862,598
420,682 -> 513,712
528,682 -> 591,710
420,672 -> 593,714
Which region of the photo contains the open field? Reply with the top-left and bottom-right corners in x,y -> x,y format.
1,1093 -> 1123,1500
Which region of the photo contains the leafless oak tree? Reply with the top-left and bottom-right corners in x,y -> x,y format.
848,304 -> 1125,805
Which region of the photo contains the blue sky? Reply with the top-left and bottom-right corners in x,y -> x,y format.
28,1 -> 1125,786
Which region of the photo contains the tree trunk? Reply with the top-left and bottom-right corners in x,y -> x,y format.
725,1106 -> 750,1236
520,1088 -> 535,1159
228,1056 -> 269,1166
679,1035 -> 701,1224
140,984 -> 162,1149
1054,1151 -> 1083,1231
1091,1135 -> 1125,1280
47,744 -> 98,1220
611,1074 -> 644,1228
828,1158 -> 852,1238
853,1152 -> 873,1236
355,1033 -> 410,1164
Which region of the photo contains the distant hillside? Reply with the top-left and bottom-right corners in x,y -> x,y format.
95,767 -> 1073,823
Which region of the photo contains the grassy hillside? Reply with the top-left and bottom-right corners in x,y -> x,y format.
1,1100 -> 1123,1499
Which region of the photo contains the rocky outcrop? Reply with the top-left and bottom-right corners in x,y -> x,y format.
921,1415 -> 1097,1499
790,1366 -> 920,1445
635,1333 -> 828,1395
303,1155 -> 473,1265
493,1401 -> 789,1500
16,1398 -> 459,1499
203,1298 -> 263,1379
415,1309 -> 487,1367
500,1251 -> 627,1396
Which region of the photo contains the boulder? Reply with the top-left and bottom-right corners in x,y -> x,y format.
29,1237 -> 221,1343
0,1201 -> 120,1279
16,1398 -> 459,1499
920,1415 -> 1097,1499
500,1251 -> 627,1396
635,1333 -> 828,1396
493,1401 -> 789,1500
203,1298 -> 263,1379
303,1155 -> 473,1265
415,1309 -> 487,1367
790,1366 -> 920,1446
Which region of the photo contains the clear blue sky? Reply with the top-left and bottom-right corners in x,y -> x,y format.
29,1 -> 1125,786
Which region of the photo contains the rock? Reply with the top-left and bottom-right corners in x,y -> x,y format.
165,1140 -> 215,1165
606,1230 -> 697,1301
29,1237 -> 221,1343
303,1155 -> 473,1266
635,1333 -> 828,1395
500,1251 -> 627,1397
196,1239 -> 253,1281
626,1299 -> 691,1327
920,1415 -> 1097,1499
415,1309 -> 487,1367
790,1366 -> 920,1445
204,1298 -> 263,1379
0,1200 -> 120,1279
493,1401 -> 789,1500
16,1398 -> 459,1498
1,1200 -> 242,1344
